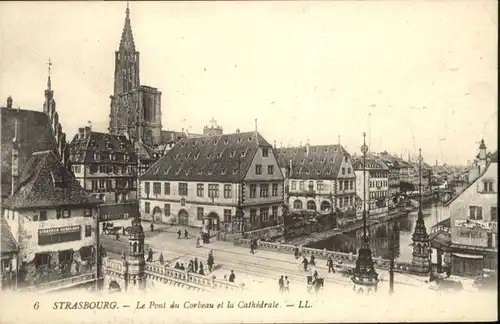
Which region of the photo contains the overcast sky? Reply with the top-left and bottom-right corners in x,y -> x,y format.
0,1 -> 497,165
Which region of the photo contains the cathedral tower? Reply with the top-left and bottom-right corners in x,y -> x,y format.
109,4 -> 163,146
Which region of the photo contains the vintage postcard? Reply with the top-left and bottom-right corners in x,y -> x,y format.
0,1 -> 497,323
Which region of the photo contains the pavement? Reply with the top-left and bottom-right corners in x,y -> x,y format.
101,219 -> 478,295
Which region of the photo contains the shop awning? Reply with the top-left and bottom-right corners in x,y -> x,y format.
452,253 -> 484,260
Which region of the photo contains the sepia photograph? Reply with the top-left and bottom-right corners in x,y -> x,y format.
0,1 -> 497,323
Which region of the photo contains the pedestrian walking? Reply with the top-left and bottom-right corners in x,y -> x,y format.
146,248 -> 153,262
302,256 -> 309,272
184,229 -> 189,239
250,242 -> 255,254
194,258 -> 199,273
196,236 -> 201,248
177,229 -> 182,239
278,275 -> 284,294
199,262 -> 205,275
294,245 -> 299,259
229,270 -> 235,283
115,232 -> 120,240
327,256 -> 335,273
150,223 -> 154,232
207,252 -> 214,272
284,276 -> 290,294
310,255 -> 316,267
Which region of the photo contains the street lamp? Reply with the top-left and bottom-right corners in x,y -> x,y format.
351,132 -> 379,295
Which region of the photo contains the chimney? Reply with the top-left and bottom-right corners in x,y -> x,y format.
289,159 -> 293,176
11,119 -> 20,195
6,96 -> 13,109
236,129 -> 240,133
306,142 -> 310,156
78,127 -> 84,140
273,140 -> 276,149
255,119 -> 258,133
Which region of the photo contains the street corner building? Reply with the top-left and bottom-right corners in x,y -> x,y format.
276,143 -> 357,227
431,144 -> 498,276
138,131 -> 285,234
68,129 -> 139,221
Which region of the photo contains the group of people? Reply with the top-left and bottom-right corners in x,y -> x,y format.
174,257 -> 205,275
278,275 -> 290,294
249,239 -> 258,254
223,270 -> 236,283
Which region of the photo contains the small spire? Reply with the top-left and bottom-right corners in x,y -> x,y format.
6,96 -> 12,109
47,58 -> 52,91
254,118 -> 258,133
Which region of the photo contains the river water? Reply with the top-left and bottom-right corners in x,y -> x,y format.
308,202 -> 446,262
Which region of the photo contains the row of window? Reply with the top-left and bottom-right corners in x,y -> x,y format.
457,228 -> 496,248
369,191 -> 387,199
91,179 -> 134,190
145,182 -> 281,199
341,167 -> 352,175
25,208 -> 92,222
249,206 -> 279,224
292,197 -> 355,210
369,171 -> 389,178
255,164 -> 274,175
249,183 -> 280,198
290,179 -> 355,192
370,180 -> 388,188
469,206 -> 497,221
87,164 -> 134,175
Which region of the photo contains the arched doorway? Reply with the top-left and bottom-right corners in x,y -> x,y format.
320,201 -> 331,212
207,212 -> 220,231
178,209 -> 189,226
152,207 -> 162,223
109,280 -> 121,293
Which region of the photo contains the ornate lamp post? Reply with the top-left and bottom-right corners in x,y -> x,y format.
411,148 -> 431,274
351,132 -> 379,294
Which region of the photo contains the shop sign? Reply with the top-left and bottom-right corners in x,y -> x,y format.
455,220 -> 497,230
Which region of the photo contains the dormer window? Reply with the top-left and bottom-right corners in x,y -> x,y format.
201,141 -> 205,146
208,170 -> 213,175
175,169 -> 181,175
248,137 -> 252,142
217,153 -> 222,159
233,169 -> 238,175
185,170 -> 189,176
181,142 -> 185,147
195,153 -> 200,159
124,154 -> 129,161
111,154 -> 117,161
186,152 -> 191,159
120,143 -> 125,150
324,148 -> 328,153
153,168 -> 159,174
221,169 -> 226,175
316,170 -> 321,174
224,140 -> 229,145
164,166 -> 172,175
197,170 -> 203,175
213,140 -> 218,145
322,158 -> 326,163
237,138 -> 242,143
230,151 -> 235,158
207,154 -> 212,159
240,152 -> 246,158
175,154 -> 180,160
94,153 -> 100,161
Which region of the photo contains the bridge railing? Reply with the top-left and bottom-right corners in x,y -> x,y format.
19,272 -> 97,293
144,262 -> 242,292
236,238 -> 418,275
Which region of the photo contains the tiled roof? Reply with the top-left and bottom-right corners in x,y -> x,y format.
1,107 -> 59,198
68,131 -> 137,164
134,141 -> 156,161
1,218 -> 18,254
161,130 -> 187,144
3,151 -> 102,209
352,156 -> 389,170
276,145 -> 348,180
141,131 -> 272,182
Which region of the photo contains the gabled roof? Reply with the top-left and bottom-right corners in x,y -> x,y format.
69,131 -> 136,164
444,155 -> 497,207
352,156 -> 389,171
141,131 -> 272,182
1,218 -> 18,254
276,145 -> 349,180
1,107 -> 59,198
3,151 -> 101,209
490,150 -> 498,163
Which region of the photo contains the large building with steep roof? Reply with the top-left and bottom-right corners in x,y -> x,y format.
433,150 -> 498,276
276,144 -> 357,220
140,131 -> 285,232
2,145 -> 101,289
68,128 -> 138,220
1,101 -> 60,202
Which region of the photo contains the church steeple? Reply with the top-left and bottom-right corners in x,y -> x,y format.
120,2 -> 136,53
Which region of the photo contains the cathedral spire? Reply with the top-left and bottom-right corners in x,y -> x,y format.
120,3 -> 135,52
47,58 -> 52,91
